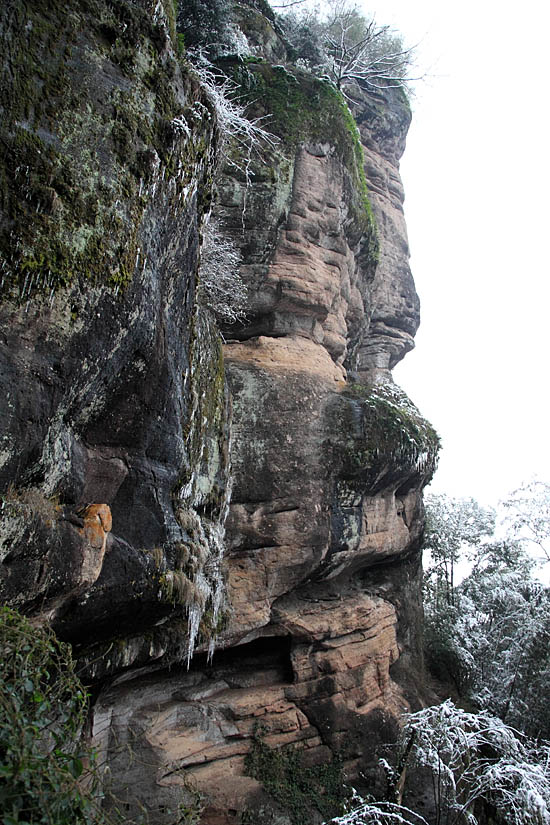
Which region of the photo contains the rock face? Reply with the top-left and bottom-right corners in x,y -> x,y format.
0,1 -> 439,823
0,0 -> 229,648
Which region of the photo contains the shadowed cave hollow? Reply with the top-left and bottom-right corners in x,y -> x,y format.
189,634 -> 295,685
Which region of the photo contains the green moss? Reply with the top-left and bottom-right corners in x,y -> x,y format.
222,60 -> 378,258
0,0 -> 213,303
244,726 -> 350,825
196,604 -> 229,644
331,383 -> 440,488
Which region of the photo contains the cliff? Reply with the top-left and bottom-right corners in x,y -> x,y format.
0,1 -> 438,823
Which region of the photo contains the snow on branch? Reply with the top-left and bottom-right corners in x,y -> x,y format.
401,700 -> 550,825
188,49 -> 277,176
326,800 -> 429,824
281,0 -> 421,96
198,218 -> 247,325
187,52 -> 278,325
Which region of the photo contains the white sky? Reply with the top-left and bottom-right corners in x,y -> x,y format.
361,0 -> 550,508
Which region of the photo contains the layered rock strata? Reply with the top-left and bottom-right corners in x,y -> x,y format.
0,2 -> 438,824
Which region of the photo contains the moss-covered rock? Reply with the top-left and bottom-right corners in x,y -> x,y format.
222,60 -> 377,250
328,382 -> 440,494
0,0 -> 231,663
0,0 -> 215,301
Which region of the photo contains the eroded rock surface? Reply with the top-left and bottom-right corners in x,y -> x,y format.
0,2 -> 438,824
0,0 -> 231,650
353,87 -> 420,381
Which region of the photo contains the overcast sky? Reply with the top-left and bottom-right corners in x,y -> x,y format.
361,0 -> 550,508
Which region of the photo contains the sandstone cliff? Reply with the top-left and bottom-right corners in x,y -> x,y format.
0,1 -> 438,823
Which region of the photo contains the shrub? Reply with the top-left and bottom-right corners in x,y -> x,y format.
177,0 -> 232,53
198,218 -> 247,325
0,606 -> 94,824
244,726 -> 350,824
0,606 -> 205,824
401,701 -> 550,825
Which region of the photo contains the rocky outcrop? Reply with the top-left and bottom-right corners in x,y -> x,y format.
0,2 -> 438,823
353,87 -> 420,381
0,0 -> 230,651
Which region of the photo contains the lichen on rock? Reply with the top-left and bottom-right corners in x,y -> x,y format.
0,0 -> 213,301
0,0 -> 231,657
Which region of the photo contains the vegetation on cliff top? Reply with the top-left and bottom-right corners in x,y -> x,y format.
281,1 -> 418,96
223,58 -> 378,254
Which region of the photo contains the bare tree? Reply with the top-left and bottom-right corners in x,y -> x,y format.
282,0 -> 420,95
324,2 -> 417,91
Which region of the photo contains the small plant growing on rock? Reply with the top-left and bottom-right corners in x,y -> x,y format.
1,483 -> 60,527
0,606 -> 208,824
185,53 -> 277,325
0,605 -> 93,824
198,217 -> 247,325
188,50 -> 277,173
245,725 -> 350,824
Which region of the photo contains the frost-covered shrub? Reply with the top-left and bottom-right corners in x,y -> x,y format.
423,492 -> 550,739
198,218 -> 247,325
326,800 -> 428,824
423,599 -> 475,694
280,1 -> 418,95
401,701 -> 550,825
188,50 -> 276,170
325,702 -> 550,825
187,53 -> 275,326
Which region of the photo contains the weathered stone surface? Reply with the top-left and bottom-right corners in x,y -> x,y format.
0,1 -> 230,646
353,88 -> 420,381
92,581 -> 406,823
170,58 -> 433,824
0,2 -> 439,824
0,494 -> 115,615
225,144 -> 368,365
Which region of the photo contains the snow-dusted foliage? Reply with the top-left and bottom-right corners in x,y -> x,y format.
400,701 -> 550,825
423,493 -> 495,608
326,800 -> 428,824
188,50 -> 276,174
188,53 -> 276,324
177,0 -> 253,58
502,480 -> 550,562
456,565 -> 550,737
198,218 -> 247,325
281,0 -> 419,96
423,493 -> 550,738
324,702 -> 550,825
